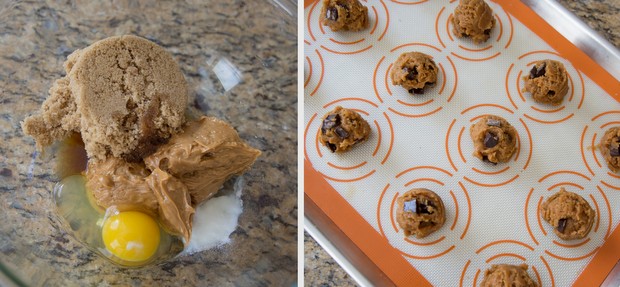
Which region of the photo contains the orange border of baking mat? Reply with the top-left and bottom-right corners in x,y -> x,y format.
304,161 -> 432,286
304,1 -> 620,286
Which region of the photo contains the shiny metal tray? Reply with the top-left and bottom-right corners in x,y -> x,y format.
304,0 -> 620,286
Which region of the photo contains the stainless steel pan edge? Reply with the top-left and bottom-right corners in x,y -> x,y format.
304,0 -> 620,286
522,0 -> 620,81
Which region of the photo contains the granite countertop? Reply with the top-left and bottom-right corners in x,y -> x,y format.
304,0 -> 620,286
0,0 -> 296,286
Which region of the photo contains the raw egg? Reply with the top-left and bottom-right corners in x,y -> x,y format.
54,139 -> 185,267
102,211 -> 161,262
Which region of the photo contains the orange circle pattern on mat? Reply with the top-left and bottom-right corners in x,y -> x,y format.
459,240 -> 554,287
523,171 -> 611,260
376,166 -> 471,259
304,0 -> 620,286
504,50 -> 586,124
304,97 -> 394,182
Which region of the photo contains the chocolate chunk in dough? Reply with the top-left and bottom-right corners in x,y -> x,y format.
612,145 -> 620,156
557,218 -> 568,233
391,52 -> 438,95
320,0 -> 369,32
319,106 -> 371,153
600,127 -> 620,173
452,0 -> 496,44
470,115 -> 517,164
409,88 -> 424,94
522,60 -> 569,106
396,188 -> 445,238
483,132 -> 499,148
321,114 -> 339,133
480,264 -> 539,287
541,188 -> 594,240
334,126 -> 349,138
530,62 -> 546,78
403,199 -> 417,213
326,7 -> 338,21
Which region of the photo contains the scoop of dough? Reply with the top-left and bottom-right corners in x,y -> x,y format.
452,0 -> 495,44
470,115 -> 517,164
541,188 -> 594,240
600,127 -> 620,172
522,60 -> 569,106
144,116 -> 261,205
390,52 -> 438,95
22,35 -> 188,162
320,0 -> 369,32
319,106 -> 371,153
395,188 -> 446,238
480,264 -> 539,287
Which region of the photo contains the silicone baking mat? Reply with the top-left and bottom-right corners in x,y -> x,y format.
304,0 -> 620,286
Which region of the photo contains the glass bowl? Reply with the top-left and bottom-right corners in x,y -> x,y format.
0,0 -> 297,285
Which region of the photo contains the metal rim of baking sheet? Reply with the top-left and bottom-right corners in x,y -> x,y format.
304,0 -> 620,286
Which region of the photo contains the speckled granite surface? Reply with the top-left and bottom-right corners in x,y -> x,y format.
556,0 -> 620,47
304,232 -> 357,287
0,0 -> 296,286
304,0 -> 620,286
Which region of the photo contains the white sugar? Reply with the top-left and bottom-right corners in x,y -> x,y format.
181,177 -> 244,255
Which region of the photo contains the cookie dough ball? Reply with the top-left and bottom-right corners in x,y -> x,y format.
600,127 -> 620,173
396,188 -> 445,238
541,188 -> 594,240
390,52 -> 438,95
319,106 -> 371,153
320,0 -> 369,32
480,264 -> 539,287
522,60 -> 569,106
470,115 -> 517,164
452,0 -> 495,44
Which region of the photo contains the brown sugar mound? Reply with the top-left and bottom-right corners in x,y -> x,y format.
22,35 -> 188,162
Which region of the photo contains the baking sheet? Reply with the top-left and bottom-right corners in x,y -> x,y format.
304,0 -> 620,286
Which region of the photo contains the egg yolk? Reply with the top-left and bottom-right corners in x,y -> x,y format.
102,211 -> 160,262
